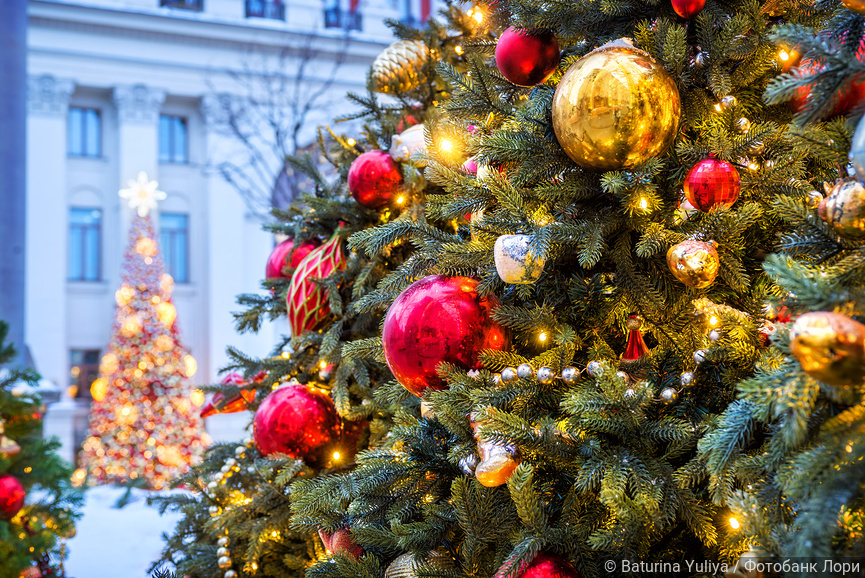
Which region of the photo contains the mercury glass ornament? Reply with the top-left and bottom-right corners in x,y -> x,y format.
694,349 -> 708,364
517,364 -> 534,379
561,366 -> 580,384
586,360 -> 605,376
660,388 -> 679,404
501,367 -> 518,383
217,556 -> 232,569
536,366 -> 555,384
680,371 -> 695,386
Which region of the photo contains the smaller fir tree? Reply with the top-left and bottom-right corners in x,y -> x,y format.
0,321 -> 82,578
78,172 -> 206,489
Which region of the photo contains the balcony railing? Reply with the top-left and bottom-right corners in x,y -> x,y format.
246,0 -> 286,20
324,7 -> 362,31
160,0 -> 203,10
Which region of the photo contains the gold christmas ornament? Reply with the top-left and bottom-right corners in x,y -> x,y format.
371,40 -> 429,94
385,551 -> 450,578
0,420 -> 20,459
471,421 -> 520,487
493,234 -> 546,284
552,39 -> 681,171
818,178 -> 865,239
842,0 -> 865,13
666,239 -> 720,289
790,312 -> 865,389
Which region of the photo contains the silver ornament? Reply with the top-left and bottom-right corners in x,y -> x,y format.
536,366 -> 555,384
492,373 -> 502,386
225,458 -> 236,468
660,387 -> 679,404
217,547 -> 230,557
234,446 -> 245,457
207,481 -> 218,491
501,367 -> 518,384
695,52 -> 707,68
694,349 -> 708,365
587,360 -> 604,377
217,536 -> 230,547
807,190 -> 823,208
224,572 -> 237,578
459,454 -> 479,475
221,464 -> 231,474
721,95 -> 737,109
736,117 -> 751,133
561,366 -> 580,384
680,371 -> 695,386
709,329 -> 721,342
615,371 -> 629,382
750,140 -> 765,154
208,505 -> 220,517
218,555 -> 232,569
516,364 -> 534,379
624,388 -> 636,398
247,466 -> 257,475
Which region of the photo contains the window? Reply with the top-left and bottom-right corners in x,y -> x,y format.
160,0 -> 203,10
324,7 -> 362,30
68,108 -> 101,157
160,213 -> 189,283
159,115 -> 188,164
246,0 -> 285,19
70,349 -> 101,400
69,208 -> 102,281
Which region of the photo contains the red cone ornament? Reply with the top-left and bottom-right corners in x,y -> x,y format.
287,232 -> 346,338
200,373 -> 257,418
348,150 -> 403,208
0,474 -> 25,519
382,275 -> 510,396
266,238 -> 321,280
684,158 -> 741,211
622,314 -> 649,361
671,0 -> 705,18
495,27 -> 560,87
505,552 -> 580,578
253,384 -> 341,462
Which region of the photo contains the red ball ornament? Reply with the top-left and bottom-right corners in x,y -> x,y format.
382,275 -> 510,396
516,552 -> 580,578
287,232 -> 346,338
671,0 -> 705,17
347,150 -> 403,208
318,528 -> 363,560
684,157 -> 741,212
495,27 -> 560,87
0,474 -> 25,519
266,238 -> 321,280
253,384 -> 341,462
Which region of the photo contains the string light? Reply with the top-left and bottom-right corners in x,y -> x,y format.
333,451 -> 341,460
439,138 -> 454,153
729,517 -> 740,530
396,195 -> 406,204
748,162 -> 760,171
472,8 -> 484,23
708,315 -> 719,326
455,45 -> 464,55
714,103 -> 722,112
778,49 -> 790,62
319,360 -> 328,369
346,138 -> 356,147
538,331 -> 548,342
638,197 -> 649,211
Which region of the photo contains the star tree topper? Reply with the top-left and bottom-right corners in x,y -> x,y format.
119,172 -> 166,217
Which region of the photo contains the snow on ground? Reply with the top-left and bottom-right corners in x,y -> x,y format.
65,485 -> 187,578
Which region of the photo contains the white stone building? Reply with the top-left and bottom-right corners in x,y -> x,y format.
27,0 -> 432,461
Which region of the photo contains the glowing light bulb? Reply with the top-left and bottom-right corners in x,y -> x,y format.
779,50 -> 789,61
397,195 -> 406,204
346,138 -> 356,147
281,351 -> 290,359
319,360 -> 328,369
639,197 -> 648,210
708,315 -> 719,326
455,45 -> 464,55
538,331 -> 548,342
729,517 -> 740,530
748,162 -> 760,171
472,9 -> 483,23
333,451 -> 341,460
440,138 -> 454,153
714,103 -> 722,112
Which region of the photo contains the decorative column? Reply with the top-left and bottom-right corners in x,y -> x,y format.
112,84 -> 166,236
28,75 -> 77,463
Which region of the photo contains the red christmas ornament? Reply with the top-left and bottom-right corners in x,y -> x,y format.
20,567 -> 42,578
462,156 -> 479,174
318,528 -> 364,560
509,552 -> 580,578
671,0 -> 705,17
788,36 -> 865,118
253,384 -> 341,462
622,314 -> 649,361
684,157 -> 741,212
287,232 -> 346,338
347,150 -> 403,208
265,238 -> 321,280
200,373 -> 258,418
495,27 -> 560,87
382,275 -> 510,396
0,474 -> 25,519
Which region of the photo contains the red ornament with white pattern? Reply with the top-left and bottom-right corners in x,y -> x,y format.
265,238 -> 321,280
495,27 -> 560,87
347,150 -> 403,208
382,275 -> 510,396
684,157 -> 741,212
287,232 -> 346,338
253,384 -> 341,463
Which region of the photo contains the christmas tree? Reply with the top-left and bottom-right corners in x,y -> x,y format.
155,0 -> 865,575
77,172 -> 206,490
0,321 -> 82,578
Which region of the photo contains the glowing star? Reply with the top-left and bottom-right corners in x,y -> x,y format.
119,172 -> 166,217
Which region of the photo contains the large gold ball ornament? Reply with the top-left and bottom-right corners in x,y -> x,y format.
818,178 -> 865,239
666,239 -> 720,289
385,551 -> 451,578
842,0 -> 865,13
552,40 -> 681,171
790,312 -> 865,389
370,40 -> 429,95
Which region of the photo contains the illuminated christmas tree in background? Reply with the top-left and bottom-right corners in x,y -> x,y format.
77,173 -> 206,490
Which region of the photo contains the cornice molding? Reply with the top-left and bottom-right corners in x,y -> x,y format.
27,74 -> 75,117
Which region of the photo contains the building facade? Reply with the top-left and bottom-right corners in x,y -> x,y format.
27,0 -> 430,459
